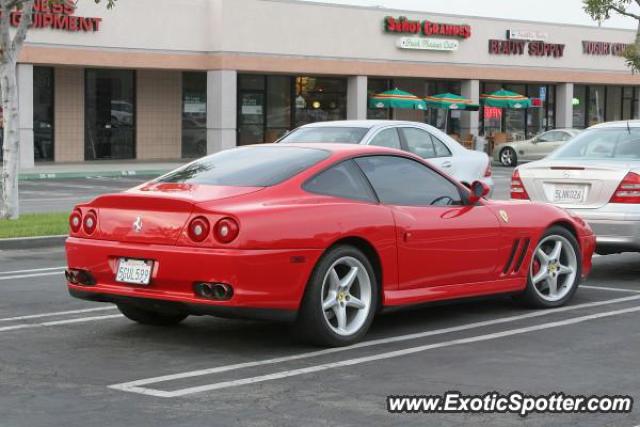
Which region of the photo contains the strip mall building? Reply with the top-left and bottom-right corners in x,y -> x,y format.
8,0 -> 640,168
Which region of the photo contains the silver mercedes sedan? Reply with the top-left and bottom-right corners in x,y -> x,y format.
512,121 -> 640,254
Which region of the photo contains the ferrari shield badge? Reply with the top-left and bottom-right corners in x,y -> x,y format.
499,210 -> 509,223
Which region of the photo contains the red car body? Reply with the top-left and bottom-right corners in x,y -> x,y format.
66,144 -> 595,322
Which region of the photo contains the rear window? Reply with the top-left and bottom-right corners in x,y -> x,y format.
157,146 -> 330,187
551,128 -> 640,161
279,127 -> 368,144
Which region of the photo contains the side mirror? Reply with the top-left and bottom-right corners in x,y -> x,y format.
467,180 -> 490,204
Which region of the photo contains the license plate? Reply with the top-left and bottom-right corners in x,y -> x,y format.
552,185 -> 587,203
116,258 -> 153,285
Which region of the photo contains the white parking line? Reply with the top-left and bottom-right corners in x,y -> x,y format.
582,285 -> 640,294
108,294 -> 640,397
0,271 -> 64,281
0,306 -> 116,323
0,266 -> 66,275
0,314 -> 122,333
110,304 -> 640,398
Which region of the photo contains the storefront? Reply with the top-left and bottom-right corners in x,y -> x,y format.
8,0 -> 640,168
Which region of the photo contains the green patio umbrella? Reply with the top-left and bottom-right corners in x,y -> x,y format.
369,88 -> 426,110
424,93 -> 480,111
480,89 -> 532,109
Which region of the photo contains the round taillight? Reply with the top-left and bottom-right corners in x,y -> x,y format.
69,210 -> 82,233
188,217 -> 210,242
214,218 -> 239,243
83,210 -> 98,235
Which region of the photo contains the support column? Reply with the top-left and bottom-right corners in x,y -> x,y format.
347,75 -> 368,120
207,70 -> 237,154
556,83 -> 574,129
460,79 -> 479,137
17,64 -> 34,169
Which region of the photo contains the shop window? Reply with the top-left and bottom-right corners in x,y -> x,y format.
606,86 -> 623,122
573,85 -> 587,129
293,77 -> 347,127
34,67 -> 54,162
622,87 -> 634,120
85,69 -> 135,160
182,72 -> 207,159
367,78 -> 392,120
265,76 -> 291,143
588,85 -> 605,126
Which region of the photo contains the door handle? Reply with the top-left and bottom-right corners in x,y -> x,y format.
442,161 -> 452,168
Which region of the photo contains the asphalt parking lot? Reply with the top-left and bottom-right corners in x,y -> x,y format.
2,166 -> 639,427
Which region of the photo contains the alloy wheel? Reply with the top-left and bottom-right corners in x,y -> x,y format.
321,256 -> 372,336
500,148 -> 515,166
529,235 -> 578,302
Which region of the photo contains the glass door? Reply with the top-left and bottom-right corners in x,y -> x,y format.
85,69 -> 135,160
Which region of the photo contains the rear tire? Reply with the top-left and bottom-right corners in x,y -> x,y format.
117,304 -> 188,326
293,245 -> 378,347
516,226 -> 582,308
500,147 -> 518,167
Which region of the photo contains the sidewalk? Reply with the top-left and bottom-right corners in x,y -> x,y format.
18,160 -> 187,180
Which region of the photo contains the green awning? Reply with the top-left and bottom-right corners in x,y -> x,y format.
425,93 -> 480,111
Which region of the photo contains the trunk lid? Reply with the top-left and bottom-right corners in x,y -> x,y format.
90,183 -> 262,244
519,160 -> 638,209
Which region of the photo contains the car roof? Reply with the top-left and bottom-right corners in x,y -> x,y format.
244,142 -> 418,158
298,120 -> 429,129
590,120 -> 640,129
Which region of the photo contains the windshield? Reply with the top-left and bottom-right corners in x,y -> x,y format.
550,128 -> 640,161
279,127 -> 369,144
157,146 -> 330,187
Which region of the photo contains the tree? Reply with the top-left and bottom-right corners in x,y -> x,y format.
583,0 -> 640,72
0,0 -> 115,220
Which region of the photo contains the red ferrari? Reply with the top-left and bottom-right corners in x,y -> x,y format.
66,144 -> 595,346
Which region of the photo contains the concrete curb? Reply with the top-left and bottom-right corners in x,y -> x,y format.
18,169 -> 171,181
0,235 -> 67,250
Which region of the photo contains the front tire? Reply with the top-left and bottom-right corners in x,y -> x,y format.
294,245 -> 378,347
518,226 -> 582,308
117,304 -> 188,326
500,147 -> 518,167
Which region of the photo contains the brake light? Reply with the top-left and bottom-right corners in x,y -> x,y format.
610,172 -> 640,204
69,209 -> 82,233
484,162 -> 492,177
83,210 -> 97,235
188,217 -> 210,242
214,218 -> 239,243
510,169 -> 530,200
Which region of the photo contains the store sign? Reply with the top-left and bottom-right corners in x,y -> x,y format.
10,0 -> 102,32
506,29 -> 549,41
582,40 -> 630,56
488,39 -> 565,57
385,16 -> 472,39
397,37 -> 459,51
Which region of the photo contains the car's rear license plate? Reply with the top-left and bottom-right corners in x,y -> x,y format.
552,185 -> 587,203
116,258 -> 153,285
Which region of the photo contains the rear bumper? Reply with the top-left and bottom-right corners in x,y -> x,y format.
65,237 -> 322,313
568,205 -> 640,253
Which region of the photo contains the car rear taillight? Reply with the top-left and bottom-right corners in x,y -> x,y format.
510,169 -> 530,200
484,162 -> 492,177
69,209 -> 82,233
83,210 -> 97,235
214,217 -> 239,243
188,216 -> 210,242
610,172 -> 640,204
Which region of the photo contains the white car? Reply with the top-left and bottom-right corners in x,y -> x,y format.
512,120 -> 640,254
493,129 -> 581,166
278,120 -> 494,191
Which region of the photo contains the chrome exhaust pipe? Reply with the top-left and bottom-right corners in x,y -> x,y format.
194,282 -> 233,300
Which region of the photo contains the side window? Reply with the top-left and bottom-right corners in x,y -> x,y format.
538,131 -> 559,143
560,132 -> 573,141
431,135 -> 452,158
369,128 -> 401,149
354,156 -> 462,206
400,128 -> 436,159
303,160 -> 375,203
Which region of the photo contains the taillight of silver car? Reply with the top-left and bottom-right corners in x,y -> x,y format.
610,172 -> 640,204
510,169 -> 530,200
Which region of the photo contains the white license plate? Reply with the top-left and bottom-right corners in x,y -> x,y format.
552,185 -> 587,203
116,258 -> 153,285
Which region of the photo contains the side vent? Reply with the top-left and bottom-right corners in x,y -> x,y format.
503,238 -> 531,275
